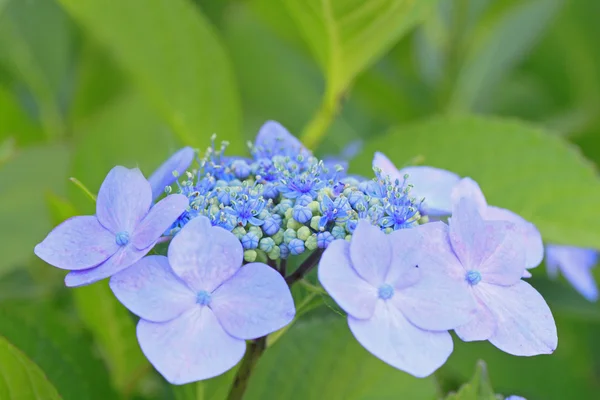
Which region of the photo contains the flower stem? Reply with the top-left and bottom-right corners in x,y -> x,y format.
285,250 -> 324,285
300,88 -> 341,150
226,337 -> 266,400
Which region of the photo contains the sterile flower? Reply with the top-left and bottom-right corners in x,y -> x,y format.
318,220 -> 476,377
109,216 -> 295,384
148,147 -> 195,200
34,167 -> 188,287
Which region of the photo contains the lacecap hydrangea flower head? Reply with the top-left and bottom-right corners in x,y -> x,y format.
34,121 -> 558,385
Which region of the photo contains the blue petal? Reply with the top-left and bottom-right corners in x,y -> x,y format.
132,194 -> 188,250
148,147 -> 195,200
546,245 -> 598,301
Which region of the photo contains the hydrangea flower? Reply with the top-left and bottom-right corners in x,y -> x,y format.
148,146 -> 195,200
110,216 -> 295,384
446,198 -> 557,356
318,220 -> 476,377
505,396 -> 526,400
34,167 -> 188,287
546,245 -> 598,301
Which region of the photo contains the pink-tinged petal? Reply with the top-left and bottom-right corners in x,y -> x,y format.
168,217 -> 243,292
373,152 -> 402,180
148,147 -> 195,200
109,256 -> 195,322
546,245 -> 598,302
132,194 -> 188,250
64,244 -> 148,287
451,177 -> 488,212
255,121 -> 309,155
348,301 -> 453,378
96,166 -> 152,234
385,228 -> 423,289
449,197 -> 487,269
211,263 -> 295,340
454,296 -> 496,342
485,206 -> 544,269
318,240 -> 378,319
522,270 -> 532,278
34,216 -> 118,270
398,166 -> 460,216
350,220 -> 391,286
393,223 -> 477,331
481,281 -> 557,356
137,308 -> 246,384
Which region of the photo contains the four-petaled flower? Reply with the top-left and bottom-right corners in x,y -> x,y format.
318,220 -> 476,377
110,216 -> 295,384
445,198 -> 557,355
34,167 -> 188,287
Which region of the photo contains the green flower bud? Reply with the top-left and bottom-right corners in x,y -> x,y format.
244,250 -> 257,263
305,234 -> 318,251
308,201 -> 320,214
259,237 -> 275,252
267,246 -> 281,260
272,229 -> 285,245
232,226 -> 247,240
297,226 -> 311,241
310,216 -> 321,231
283,228 -> 297,244
255,249 -> 268,263
287,218 -> 303,230
248,225 -> 263,240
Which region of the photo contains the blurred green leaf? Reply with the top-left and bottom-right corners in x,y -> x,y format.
172,368 -> 238,400
0,0 -> 73,138
245,313 -> 438,399
448,0 -> 563,113
0,144 -> 70,276
444,361 -> 496,400
73,282 -> 148,396
0,335 -> 61,400
68,91 -> 179,212
57,0 -> 242,150
355,115 -> 600,249
0,86 -> 44,146
0,305 -> 117,400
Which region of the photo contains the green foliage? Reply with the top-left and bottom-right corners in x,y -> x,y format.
444,361 -> 496,400
245,313 -> 438,399
0,335 -> 61,400
355,115 -> 600,249
57,0 -> 242,150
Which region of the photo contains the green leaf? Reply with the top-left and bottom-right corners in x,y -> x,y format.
0,335 -> 61,400
0,86 -> 44,146
284,0 -> 437,98
444,361 -> 496,400
172,369 -> 238,400
57,0 -> 242,150
448,0 -> 563,113
245,314 -> 438,399
0,144 -> 70,276
0,0 -> 73,138
0,304 -> 117,400
354,115 -> 600,249
72,282 -> 148,395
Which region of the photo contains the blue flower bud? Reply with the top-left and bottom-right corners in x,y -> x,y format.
295,194 -> 313,207
232,159 -> 251,179
332,225 -> 346,240
317,232 -> 334,248
288,238 -> 305,256
346,219 -> 358,233
262,216 -> 281,236
279,243 -> 290,259
259,237 -> 275,252
241,232 -> 259,249
292,205 -> 312,224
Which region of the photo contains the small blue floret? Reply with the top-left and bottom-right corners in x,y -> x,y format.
466,270 -> 482,286
115,231 -> 130,246
196,290 -> 212,306
378,284 -> 394,300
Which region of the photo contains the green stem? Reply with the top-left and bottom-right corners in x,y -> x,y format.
226,337 -> 266,400
300,87 -> 341,150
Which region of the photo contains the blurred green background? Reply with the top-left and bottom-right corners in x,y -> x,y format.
2,0 -> 600,399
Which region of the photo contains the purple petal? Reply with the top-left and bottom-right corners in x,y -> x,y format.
318,240 -> 378,319
348,301 -> 453,378
211,263 -> 295,339
522,270 -> 532,278
454,297 -> 496,342
350,220 -> 391,286
393,223 -> 477,331
34,216 -> 118,270
255,121 -> 309,154
385,228 -> 423,289
109,256 -> 195,322
450,177 -> 488,212
451,199 -> 525,286
64,244 -> 148,287
546,245 -> 598,301
132,194 -> 188,250
96,166 -> 152,234
148,147 -> 195,200
485,206 -> 544,269
168,216 -> 243,292
481,281 -> 557,356
398,166 -> 460,216
137,308 -> 246,384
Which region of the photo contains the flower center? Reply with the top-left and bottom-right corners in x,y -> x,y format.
115,231 -> 130,246
466,270 -> 482,286
196,290 -> 212,306
378,284 -> 394,300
